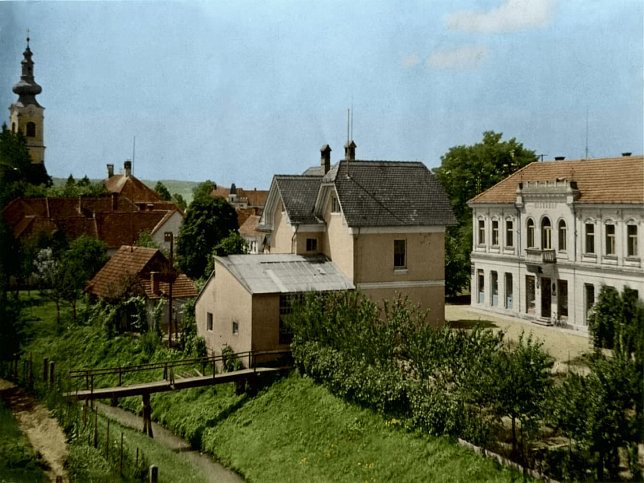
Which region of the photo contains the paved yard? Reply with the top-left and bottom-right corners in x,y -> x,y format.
445,304 -> 593,369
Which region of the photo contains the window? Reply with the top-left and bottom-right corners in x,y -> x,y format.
585,223 -> 595,254
26,122 -> 36,137
478,219 -> 485,245
492,220 -> 499,246
605,224 -> 616,255
491,271 -> 498,306
542,217 -> 552,250
279,293 -> 302,344
558,280 -> 568,319
505,220 -> 514,248
232,321 -> 239,335
394,239 -> 406,269
527,219 -> 535,248
558,220 -> 567,251
505,273 -> 513,309
477,269 -> 485,304
526,275 -> 536,314
585,284 -> 595,324
331,197 -> 340,213
207,312 -> 213,331
627,225 -> 638,257
306,238 -> 317,252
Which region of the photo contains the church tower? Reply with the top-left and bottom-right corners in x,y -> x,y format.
9,35 -> 45,165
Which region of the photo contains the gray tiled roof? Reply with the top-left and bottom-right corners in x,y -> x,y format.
216,254 -> 355,295
275,175 -> 323,225
323,160 -> 456,227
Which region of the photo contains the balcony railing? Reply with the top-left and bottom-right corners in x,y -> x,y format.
525,248 -> 556,264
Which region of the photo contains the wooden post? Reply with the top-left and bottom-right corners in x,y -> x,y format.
149,464 -> 158,483
82,403 -> 87,426
106,420 -> 110,459
136,447 -> 139,467
118,367 -> 122,386
90,375 -> 94,409
49,360 -> 55,389
43,357 -> 48,382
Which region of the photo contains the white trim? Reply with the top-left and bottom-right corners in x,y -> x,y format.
291,224 -> 326,233
357,279 -> 445,290
349,226 -> 445,235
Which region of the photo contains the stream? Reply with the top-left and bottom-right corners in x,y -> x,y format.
95,402 -> 243,483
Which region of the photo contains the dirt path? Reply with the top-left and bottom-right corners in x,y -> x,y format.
0,379 -> 68,482
95,402 -> 243,483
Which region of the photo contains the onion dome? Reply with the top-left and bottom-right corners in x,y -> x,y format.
12,36 -> 42,107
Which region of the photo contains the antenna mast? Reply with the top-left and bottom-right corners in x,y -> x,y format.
132,136 -> 136,172
585,107 -> 589,159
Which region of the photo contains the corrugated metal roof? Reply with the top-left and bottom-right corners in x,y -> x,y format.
216,254 -> 355,295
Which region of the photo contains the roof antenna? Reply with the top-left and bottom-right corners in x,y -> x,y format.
584,107 -> 589,159
350,94 -> 354,141
132,136 -> 136,173
347,108 -> 350,143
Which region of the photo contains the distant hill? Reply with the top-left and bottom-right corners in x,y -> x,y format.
51,177 -> 201,205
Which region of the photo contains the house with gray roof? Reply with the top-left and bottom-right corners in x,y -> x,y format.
196,141 -> 456,357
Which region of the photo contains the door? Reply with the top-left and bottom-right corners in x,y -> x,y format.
541,277 -> 551,318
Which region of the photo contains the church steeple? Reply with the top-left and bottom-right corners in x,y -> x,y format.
9,33 -> 46,165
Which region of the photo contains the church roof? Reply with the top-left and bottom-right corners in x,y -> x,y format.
12,38 -> 42,108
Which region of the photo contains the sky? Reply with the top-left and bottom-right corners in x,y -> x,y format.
1,0 -> 642,190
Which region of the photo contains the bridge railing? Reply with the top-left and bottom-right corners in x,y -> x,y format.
69,349 -> 292,391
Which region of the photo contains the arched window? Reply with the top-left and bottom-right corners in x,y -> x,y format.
26,122 -> 36,137
558,220 -> 567,251
527,219 -> 535,248
541,217 -> 552,250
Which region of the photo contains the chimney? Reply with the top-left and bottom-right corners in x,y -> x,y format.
554,156 -> 566,161
151,272 -> 159,294
320,144 -> 331,174
111,192 -> 118,211
124,160 -> 132,177
107,163 -> 114,177
344,140 -> 356,161
622,152 -> 632,157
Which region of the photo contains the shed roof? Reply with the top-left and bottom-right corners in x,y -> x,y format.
215,254 -> 354,295
469,156 -> 644,204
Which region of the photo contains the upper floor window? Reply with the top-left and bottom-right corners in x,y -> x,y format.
478,219 -> 485,245
541,217 -> 552,250
558,220 -> 567,251
207,312 -> 213,331
491,220 -> 499,246
585,223 -> 595,254
232,321 -> 239,335
306,238 -> 318,252
26,122 -> 36,137
505,220 -> 514,247
627,225 -> 638,257
605,224 -> 616,256
526,219 -> 535,248
331,197 -> 340,213
394,239 -> 406,269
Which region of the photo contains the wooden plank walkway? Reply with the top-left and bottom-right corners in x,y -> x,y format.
65,366 -> 290,401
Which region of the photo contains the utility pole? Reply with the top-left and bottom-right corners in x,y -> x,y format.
164,232 -> 174,348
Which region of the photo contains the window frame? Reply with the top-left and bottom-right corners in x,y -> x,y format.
491,220 -> 499,246
207,312 -> 213,331
558,219 -> 567,252
306,238 -> 318,252
585,222 -> 595,254
505,219 -> 514,248
541,217 -> 552,250
526,218 -> 535,248
605,223 -> 616,256
394,239 -> 407,269
232,321 -> 239,335
478,219 -> 485,245
627,224 -> 638,257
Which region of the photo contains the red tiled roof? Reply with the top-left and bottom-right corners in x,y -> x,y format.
86,245 -> 197,300
469,156 -> 644,204
237,188 -> 269,208
239,215 -> 261,237
104,174 -> 161,203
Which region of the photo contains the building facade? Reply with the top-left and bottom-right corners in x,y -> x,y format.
469,155 -> 643,331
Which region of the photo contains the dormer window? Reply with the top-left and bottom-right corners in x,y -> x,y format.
331,197 -> 340,213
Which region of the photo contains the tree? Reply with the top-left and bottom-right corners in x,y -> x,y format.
33,247 -> 65,323
434,131 -> 536,295
176,196 -> 238,279
191,180 -> 217,203
154,181 -> 172,201
214,230 -> 248,256
172,193 -> 187,211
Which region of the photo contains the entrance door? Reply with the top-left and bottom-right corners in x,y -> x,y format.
541,277 -> 551,318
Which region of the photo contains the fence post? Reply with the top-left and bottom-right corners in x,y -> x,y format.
43,357 -> 48,382
49,360 -> 55,389
149,465 -> 158,483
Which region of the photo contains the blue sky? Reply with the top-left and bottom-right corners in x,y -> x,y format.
1,0 -> 642,189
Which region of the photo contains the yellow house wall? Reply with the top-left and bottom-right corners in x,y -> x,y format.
293,233 -> 322,255
251,294 -> 291,352
321,197 -> 354,279
270,200 -> 295,253
360,285 -> 446,327
195,262 -> 253,356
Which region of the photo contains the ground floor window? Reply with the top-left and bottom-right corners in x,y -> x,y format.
585,284 -> 595,324
558,280 -> 568,319
477,269 -> 485,304
505,273 -> 513,309
279,293 -> 303,344
526,276 -> 536,314
491,271 -> 498,306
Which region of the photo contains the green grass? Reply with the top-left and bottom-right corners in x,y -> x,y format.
0,400 -> 47,482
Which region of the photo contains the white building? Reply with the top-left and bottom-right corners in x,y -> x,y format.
468,155 -> 643,331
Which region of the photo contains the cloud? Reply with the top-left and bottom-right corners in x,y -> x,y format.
425,44 -> 490,70
446,0 -> 557,33
402,54 -> 422,68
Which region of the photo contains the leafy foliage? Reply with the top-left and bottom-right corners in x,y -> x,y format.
154,181 -> 172,201
176,196 -> 238,279
46,174 -> 107,197
433,131 -> 536,295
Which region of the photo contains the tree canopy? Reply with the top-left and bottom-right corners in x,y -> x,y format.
154,181 -> 172,201
433,131 -> 536,296
176,196 -> 238,279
